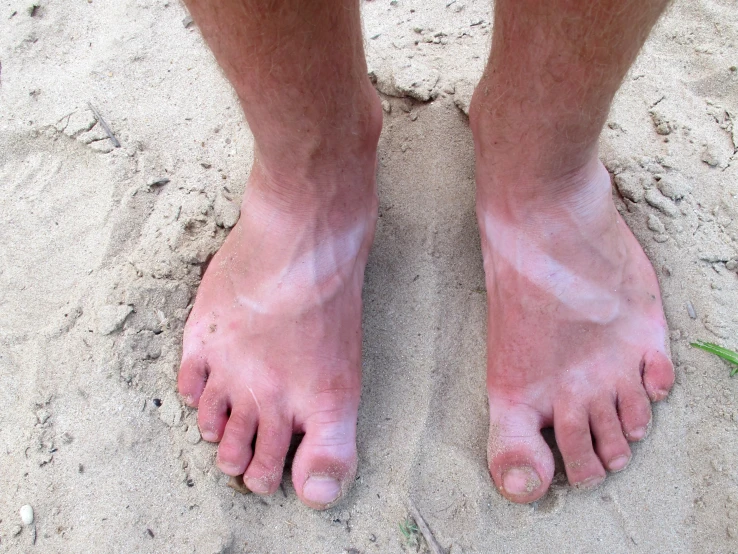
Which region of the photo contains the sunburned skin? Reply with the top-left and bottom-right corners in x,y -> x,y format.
178,174 -> 378,509
178,0 -> 675,516
478,160 -> 675,503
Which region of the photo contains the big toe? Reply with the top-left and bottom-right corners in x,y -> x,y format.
487,400 -> 554,504
292,415 -> 358,510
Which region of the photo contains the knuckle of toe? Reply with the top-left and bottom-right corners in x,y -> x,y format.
619,390 -> 649,411
595,427 -> 623,446
622,407 -> 651,429
228,410 -> 254,430
311,435 -> 355,450
633,411 -> 652,428
556,413 -> 584,438
217,448 -> 240,466
197,411 -> 211,428
252,453 -> 285,475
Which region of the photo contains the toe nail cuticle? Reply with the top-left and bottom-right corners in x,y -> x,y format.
217,461 -> 239,475
575,476 -> 604,490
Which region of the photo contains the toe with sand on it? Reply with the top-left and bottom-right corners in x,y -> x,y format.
487,349 -> 674,504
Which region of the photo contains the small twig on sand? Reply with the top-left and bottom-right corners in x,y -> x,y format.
87,102 -> 121,148
408,499 -> 445,554
686,300 -> 697,320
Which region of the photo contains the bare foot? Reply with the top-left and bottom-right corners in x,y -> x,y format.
476,157 -> 675,503
178,104 -> 380,509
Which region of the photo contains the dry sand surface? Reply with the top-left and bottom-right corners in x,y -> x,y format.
1,0 -> 738,552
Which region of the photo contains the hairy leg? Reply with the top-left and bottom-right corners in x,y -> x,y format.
470,0 -> 674,503
178,0 -> 381,509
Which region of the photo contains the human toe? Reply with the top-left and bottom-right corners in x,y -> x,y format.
589,394 -> 632,472
243,412 -> 292,495
642,350 -> 674,402
554,404 -> 606,489
617,382 -> 652,441
216,405 -> 258,476
292,416 -> 358,510
487,402 -> 554,503
196,380 -> 229,442
178,352 -> 208,407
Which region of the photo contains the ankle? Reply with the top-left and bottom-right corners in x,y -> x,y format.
246,81 -> 382,215
469,78 -> 601,188
475,154 -> 615,231
248,79 -> 382,179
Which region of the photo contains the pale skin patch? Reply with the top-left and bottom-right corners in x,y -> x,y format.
481,210 -> 622,325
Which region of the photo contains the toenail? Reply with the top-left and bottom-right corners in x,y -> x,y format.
200,429 -> 218,442
574,475 -> 604,490
501,466 -> 541,497
303,475 -> 341,506
627,427 -> 647,441
608,455 -> 630,472
217,460 -> 241,476
244,476 -> 271,495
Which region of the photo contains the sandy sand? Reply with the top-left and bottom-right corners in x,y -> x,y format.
1,0 -> 737,552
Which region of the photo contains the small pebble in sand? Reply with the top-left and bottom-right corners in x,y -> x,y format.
20,505 -> 34,526
686,301 -> 697,320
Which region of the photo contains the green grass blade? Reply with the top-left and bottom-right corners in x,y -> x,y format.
690,341 -> 738,371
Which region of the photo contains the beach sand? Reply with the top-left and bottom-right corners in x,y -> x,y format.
1,0 -> 737,551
